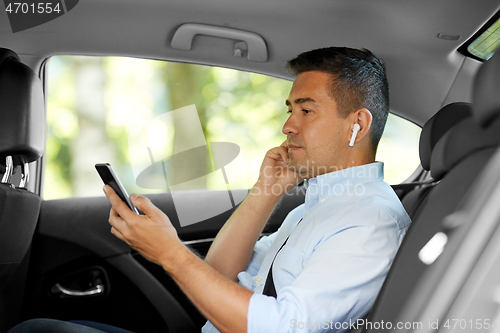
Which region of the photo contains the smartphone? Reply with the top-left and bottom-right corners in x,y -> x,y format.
95,163 -> 139,214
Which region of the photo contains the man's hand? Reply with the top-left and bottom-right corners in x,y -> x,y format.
204,140 -> 302,280
104,185 -> 252,333
104,185 -> 181,267
255,140 -> 304,197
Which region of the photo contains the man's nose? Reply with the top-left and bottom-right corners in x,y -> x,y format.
282,112 -> 299,135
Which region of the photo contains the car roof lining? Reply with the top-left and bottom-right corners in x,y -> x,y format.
2,0 -> 499,126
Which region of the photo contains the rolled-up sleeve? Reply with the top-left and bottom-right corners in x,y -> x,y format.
244,232 -> 278,277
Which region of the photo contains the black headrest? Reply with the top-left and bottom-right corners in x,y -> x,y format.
419,102 -> 472,171
472,54 -> 500,127
430,118 -> 500,179
0,48 -> 45,164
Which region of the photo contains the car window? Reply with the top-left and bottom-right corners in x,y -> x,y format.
377,114 -> 421,183
44,56 -> 421,200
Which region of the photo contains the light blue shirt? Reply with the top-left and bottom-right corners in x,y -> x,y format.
202,162 -> 411,333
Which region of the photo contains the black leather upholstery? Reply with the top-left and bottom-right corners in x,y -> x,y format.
431,117 -> 500,179
0,48 -> 44,332
385,48 -> 500,331
400,103 -> 472,218
0,48 -> 44,164
419,102 -> 472,172
366,147 -> 498,333
472,54 -> 500,127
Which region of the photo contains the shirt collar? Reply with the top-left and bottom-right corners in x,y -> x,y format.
303,162 -> 384,213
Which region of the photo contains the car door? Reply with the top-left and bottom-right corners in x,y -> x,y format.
24,56 -> 301,332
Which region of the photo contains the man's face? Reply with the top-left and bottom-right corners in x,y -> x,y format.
283,71 -> 351,178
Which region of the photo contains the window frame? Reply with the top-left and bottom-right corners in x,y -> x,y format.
458,9 -> 500,62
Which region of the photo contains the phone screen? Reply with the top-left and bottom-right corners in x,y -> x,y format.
95,163 -> 139,214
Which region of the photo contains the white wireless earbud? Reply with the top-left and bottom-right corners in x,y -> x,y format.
349,123 -> 361,147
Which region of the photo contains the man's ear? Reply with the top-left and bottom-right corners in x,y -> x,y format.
347,108 -> 373,145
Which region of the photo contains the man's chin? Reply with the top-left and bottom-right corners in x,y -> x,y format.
287,162 -> 309,178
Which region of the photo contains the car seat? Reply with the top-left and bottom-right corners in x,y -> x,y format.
392,52 -> 500,330
360,55 -> 500,332
400,102 -> 472,218
0,48 -> 45,332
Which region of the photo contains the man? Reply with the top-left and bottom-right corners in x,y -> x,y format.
9,47 -> 410,333
104,47 -> 410,332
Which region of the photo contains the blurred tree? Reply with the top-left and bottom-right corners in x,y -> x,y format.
45,56 -> 75,199
70,57 -> 118,197
161,63 -> 214,190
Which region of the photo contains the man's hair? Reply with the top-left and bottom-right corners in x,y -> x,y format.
286,47 -> 389,154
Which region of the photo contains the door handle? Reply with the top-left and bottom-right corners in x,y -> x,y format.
51,283 -> 105,298
171,23 -> 268,62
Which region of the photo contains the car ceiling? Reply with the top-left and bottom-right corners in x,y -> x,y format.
0,0 -> 499,126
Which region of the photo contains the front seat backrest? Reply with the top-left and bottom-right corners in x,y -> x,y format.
364,95 -> 500,332
0,48 -> 45,332
390,53 -> 500,329
472,53 -> 500,127
400,102 -> 472,218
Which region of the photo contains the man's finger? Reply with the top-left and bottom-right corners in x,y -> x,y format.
129,194 -> 166,222
109,208 -> 130,239
274,145 -> 289,164
109,207 -> 126,227
110,226 -> 126,242
268,145 -> 289,164
103,185 -> 137,220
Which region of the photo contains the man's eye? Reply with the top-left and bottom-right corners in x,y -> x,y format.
302,109 -> 310,114
287,109 -> 292,114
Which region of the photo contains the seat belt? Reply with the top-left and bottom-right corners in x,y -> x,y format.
262,218 -> 303,298
391,178 -> 439,201
391,178 -> 439,192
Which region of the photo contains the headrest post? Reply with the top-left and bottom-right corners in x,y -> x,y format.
19,162 -> 29,188
1,156 -> 13,184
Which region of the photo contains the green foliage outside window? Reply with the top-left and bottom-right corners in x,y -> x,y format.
45,56 -> 420,200
468,17 -> 500,60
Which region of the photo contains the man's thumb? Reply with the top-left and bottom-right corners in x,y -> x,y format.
130,194 -> 159,217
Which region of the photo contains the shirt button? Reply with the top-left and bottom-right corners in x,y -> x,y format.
256,277 -> 263,283
305,211 -> 310,215
321,198 -> 326,203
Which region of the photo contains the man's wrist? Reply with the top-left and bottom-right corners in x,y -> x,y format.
158,241 -> 194,274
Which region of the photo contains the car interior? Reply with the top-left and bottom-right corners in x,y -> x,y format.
1,0 -> 500,332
